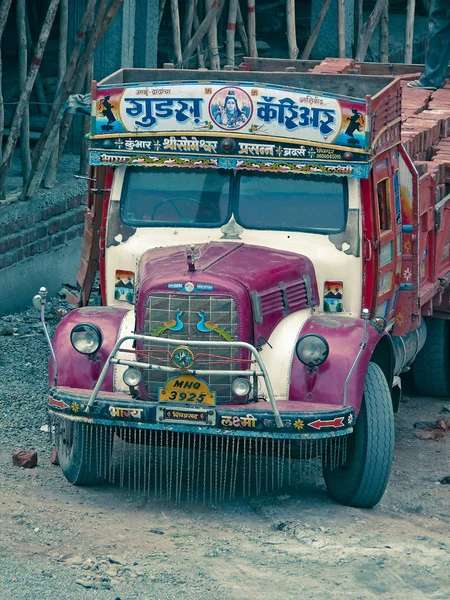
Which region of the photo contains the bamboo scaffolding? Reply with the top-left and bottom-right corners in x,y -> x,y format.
355,0 -> 363,58
337,0 -> 345,57
23,0 -> 124,201
248,0 -> 257,57
0,0 -> 60,200
182,0 -> 225,65
57,0 -> 125,163
286,0 -> 298,60
170,0 -> 183,66
355,0 -> 388,62
44,0 -> 68,189
226,0 -> 238,66
17,0 -> 31,183
0,0 -> 13,163
79,56 -> 93,176
205,0 -> 220,69
301,0 -> 332,60
380,0 -> 389,62
404,0 -> 416,63
159,0 -> 167,26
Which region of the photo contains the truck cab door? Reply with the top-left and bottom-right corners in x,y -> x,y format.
371,151 -> 402,327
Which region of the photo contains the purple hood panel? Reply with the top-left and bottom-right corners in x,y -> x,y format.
138,242 -> 319,344
50,306 -> 129,391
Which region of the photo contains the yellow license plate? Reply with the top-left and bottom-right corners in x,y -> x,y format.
158,375 -> 216,406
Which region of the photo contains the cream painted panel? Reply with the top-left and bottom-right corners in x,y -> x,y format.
113,308 -> 136,392
256,309 -> 312,401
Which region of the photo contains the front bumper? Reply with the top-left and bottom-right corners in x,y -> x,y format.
49,387 -> 354,439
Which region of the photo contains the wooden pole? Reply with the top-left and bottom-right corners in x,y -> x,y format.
193,8 -> 206,67
0,0 -> 60,200
44,0 -> 68,189
355,0 -> 363,58
247,0 -> 257,57
337,0 -> 345,57
236,1 -> 249,57
380,0 -> 389,62
205,0 -> 220,69
17,0 -> 31,183
23,0 -> 123,201
355,0 -> 388,62
286,0 -> 298,60
79,57 -> 93,176
159,0 -> 167,26
25,12 -> 48,116
0,0 -> 13,162
404,0 -> 415,64
300,0 -> 332,60
226,0 -> 238,66
182,0 -> 196,49
170,0 -> 183,66
182,0 -> 225,64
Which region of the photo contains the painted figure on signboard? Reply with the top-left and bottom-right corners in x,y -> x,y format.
345,108 -> 363,143
99,95 -> 117,130
210,88 -> 252,130
323,282 -> 343,313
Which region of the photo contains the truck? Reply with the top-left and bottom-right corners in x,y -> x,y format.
37,57 -> 450,508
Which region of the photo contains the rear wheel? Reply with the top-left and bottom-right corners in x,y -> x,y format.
56,420 -> 112,485
412,317 -> 449,397
323,362 -> 394,508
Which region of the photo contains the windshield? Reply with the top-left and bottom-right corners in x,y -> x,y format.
121,167 -> 347,233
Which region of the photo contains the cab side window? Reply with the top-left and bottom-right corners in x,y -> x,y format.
377,178 -> 392,232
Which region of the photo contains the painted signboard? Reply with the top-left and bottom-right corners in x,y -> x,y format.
93,82 -> 367,150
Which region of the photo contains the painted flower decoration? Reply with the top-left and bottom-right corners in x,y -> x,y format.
293,419 -> 304,431
403,267 -> 412,281
404,239 -> 412,253
71,402 -> 80,413
396,313 -> 404,327
348,414 -> 354,425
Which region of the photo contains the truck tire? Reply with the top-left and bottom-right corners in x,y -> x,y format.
323,362 -> 394,508
56,420 -> 112,486
412,317 -> 449,397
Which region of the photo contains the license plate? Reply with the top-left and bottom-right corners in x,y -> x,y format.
156,405 -> 216,426
158,375 -> 216,406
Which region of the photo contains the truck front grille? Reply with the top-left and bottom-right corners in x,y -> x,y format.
142,294 -> 239,404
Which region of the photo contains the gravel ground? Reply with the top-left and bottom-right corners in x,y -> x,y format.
1,296 -> 450,600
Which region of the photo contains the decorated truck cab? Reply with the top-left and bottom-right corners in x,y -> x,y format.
40,59 -> 450,508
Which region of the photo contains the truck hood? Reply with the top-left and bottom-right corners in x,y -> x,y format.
137,242 -> 319,344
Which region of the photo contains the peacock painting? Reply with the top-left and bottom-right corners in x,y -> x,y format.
150,311 -> 184,337
196,312 -> 232,341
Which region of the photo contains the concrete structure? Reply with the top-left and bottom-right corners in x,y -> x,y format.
310,0 -> 354,60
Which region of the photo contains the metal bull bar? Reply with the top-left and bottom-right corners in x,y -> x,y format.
85,335 -> 284,428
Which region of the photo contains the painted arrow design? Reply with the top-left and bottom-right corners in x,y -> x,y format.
49,397 -> 69,410
308,417 -> 345,430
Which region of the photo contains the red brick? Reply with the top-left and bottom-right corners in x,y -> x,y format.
12,450 -> 37,468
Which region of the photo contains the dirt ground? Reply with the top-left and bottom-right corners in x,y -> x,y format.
0,307 -> 450,599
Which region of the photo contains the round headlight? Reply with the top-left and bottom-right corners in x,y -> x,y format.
232,377 -> 252,397
295,334 -> 329,367
70,323 -> 103,355
123,368 -> 142,387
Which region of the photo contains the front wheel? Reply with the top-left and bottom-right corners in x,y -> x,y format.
323,362 -> 394,508
56,420 -> 112,486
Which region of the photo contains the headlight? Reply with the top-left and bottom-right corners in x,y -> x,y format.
232,377 -> 252,397
295,334 -> 329,367
123,368 -> 142,387
70,323 -> 103,355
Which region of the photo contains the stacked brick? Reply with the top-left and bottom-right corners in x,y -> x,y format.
401,81 -> 450,193
309,58 -> 359,74
0,195 -> 85,271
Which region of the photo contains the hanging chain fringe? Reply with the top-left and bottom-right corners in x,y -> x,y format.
51,415 -> 348,502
